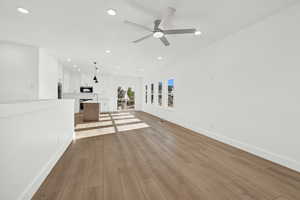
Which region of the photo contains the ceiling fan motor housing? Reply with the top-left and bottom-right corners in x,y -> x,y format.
153,19 -> 164,38
153,31 -> 164,38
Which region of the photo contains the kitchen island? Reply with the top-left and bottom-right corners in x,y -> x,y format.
82,101 -> 100,122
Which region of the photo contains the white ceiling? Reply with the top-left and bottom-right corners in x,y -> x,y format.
0,0 -> 299,76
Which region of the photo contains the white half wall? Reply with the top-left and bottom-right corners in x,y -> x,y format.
0,41 -> 39,102
143,3 -> 300,172
0,100 -> 74,200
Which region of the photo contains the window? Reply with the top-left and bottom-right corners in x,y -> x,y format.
151,83 -> 154,104
117,87 -> 135,110
158,81 -> 162,106
145,85 -> 148,104
168,79 -> 174,107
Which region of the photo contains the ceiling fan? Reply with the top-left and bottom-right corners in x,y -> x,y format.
124,8 -> 197,46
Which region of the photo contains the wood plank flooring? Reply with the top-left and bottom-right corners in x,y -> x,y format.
33,111 -> 300,200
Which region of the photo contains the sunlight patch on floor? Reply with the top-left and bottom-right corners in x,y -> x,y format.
99,113 -> 110,117
99,116 -> 112,121
112,115 -> 135,120
76,126 -> 115,139
75,112 -> 150,139
117,122 -> 149,132
111,112 -> 131,116
114,118 -> 141,125
75,120 -> 113,129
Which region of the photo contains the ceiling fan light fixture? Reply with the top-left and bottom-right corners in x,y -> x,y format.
194,30 -> 202,36
17,7 -> 30,14
107,9 -> 117,16
153,31 -> 164,38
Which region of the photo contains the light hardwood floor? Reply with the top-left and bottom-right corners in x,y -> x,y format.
33,111 -> 300,200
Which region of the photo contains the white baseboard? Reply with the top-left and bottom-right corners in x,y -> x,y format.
143,111 -> 300,172
192,127 -> 300,172
18,133 -> 74,200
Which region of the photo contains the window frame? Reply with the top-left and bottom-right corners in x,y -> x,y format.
151,83 -> 154,104
158,81 -> 163,106
167,79 -> 174,108
145,85 -> 148,104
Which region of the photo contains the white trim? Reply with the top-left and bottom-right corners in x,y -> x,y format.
192,127 -> 300,172
143,111 -> 300,172
163,106 -> 175,111
18,133 -> 74,200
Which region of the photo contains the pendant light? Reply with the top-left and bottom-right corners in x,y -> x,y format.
93,61 -> 99,83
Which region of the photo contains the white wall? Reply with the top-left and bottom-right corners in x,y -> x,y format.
38,48 -> 59,99
0,100 -> 74,200
63,70 -> 143,112
63,67 -> 81,93
92,73 -> 143,112
90,73 -> 143,112
0,41 -> 39,102
143,4 -> 300,172
58,62 -> 63,83
0,41 -> 60,102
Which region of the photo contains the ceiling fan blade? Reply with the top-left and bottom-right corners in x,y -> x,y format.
133,34 -> 153,43
154,19 -> 162,30
161,7 -> 176,29
164,28 -> 196,35
124,20 -> 153,32
160,36 -> 170,46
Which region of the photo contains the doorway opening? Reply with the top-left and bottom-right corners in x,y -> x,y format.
117,86 -> 135,111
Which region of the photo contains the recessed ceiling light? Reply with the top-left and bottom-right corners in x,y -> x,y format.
107,9 -> 117,16
78,68 -> 81,72
17,7 -> 30,14
194,30 -> 202,36
73,65 -> 77,68
105,50 -> 111,54
157,56 -> 163,60
67,58 -> 71,62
